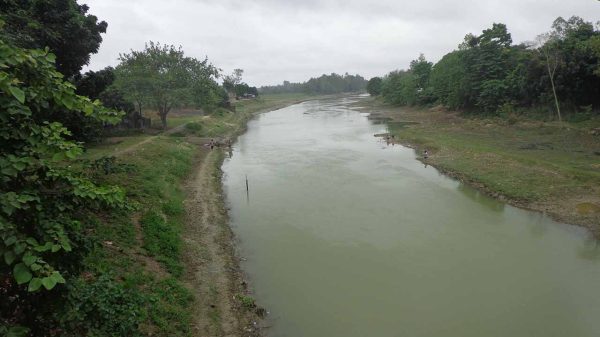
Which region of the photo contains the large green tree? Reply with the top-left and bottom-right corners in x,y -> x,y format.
0,0 -> 107,78
428,50 -> 469,109
366,77 -> 383,96
114,42 -> 220,128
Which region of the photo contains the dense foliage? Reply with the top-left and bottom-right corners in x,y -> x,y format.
74,67 -> 136,126
260,73 -> 367,95
378,17 -> 600,118
0,32 -> 125,335
0,0 -> 114,143
0,0 -> 107,79
366,77 -> 383,96
113,42 -> 223,128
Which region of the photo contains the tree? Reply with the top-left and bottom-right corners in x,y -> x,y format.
409,54 -> 434,104
545,16 -> 600,111
74,67 -> 116,100
223,68 -> 243,95
0,0 -> 108,78
114,42 -> 220,128
428,50 -> 469,109
366,77 -> 383,96
409,54 -> 433,90
536,33 -> 562,122
0,0 -> 112,143
113,55 -> 152,121
74,67 -> 135,122
590,35 -> 600,76
0,33 -> 124,333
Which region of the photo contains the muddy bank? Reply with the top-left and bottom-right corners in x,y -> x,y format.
182,148 -> 263,337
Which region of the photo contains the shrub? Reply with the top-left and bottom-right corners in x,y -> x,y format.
61,275 -> 145,337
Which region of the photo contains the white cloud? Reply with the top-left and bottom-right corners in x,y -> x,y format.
83,0 -> 600,86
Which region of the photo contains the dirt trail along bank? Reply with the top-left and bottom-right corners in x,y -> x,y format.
181,148 -> 262,337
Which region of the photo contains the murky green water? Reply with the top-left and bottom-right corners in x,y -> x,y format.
222,96 -> 600,337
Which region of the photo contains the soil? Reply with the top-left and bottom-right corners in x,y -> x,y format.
182,146 -> 262,337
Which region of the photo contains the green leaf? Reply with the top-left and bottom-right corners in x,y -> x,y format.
46,53 -> 56,63
22,254 -> 36,266
50,271 -> 65,284
4,250 -> 15,265
25,237 -> 39,246
7,326 -> 30,337
65,148 -> 78,159
9,86 -> 25,103
28,277 -> 42,292
5,236 -> 17,246
34,242 -> 52,252
13,263 -> 32,285
41,276 -> 57,290
13,242 -> 25,255
51,152 -> 65,161
83,103 -> 94,116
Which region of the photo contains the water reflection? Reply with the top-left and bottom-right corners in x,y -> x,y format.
456,184 -> 505,213
528,212 -> 550,238
578,238 -> 600,261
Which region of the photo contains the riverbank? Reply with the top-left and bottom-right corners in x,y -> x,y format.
81,93 -> 325,336
357,96 -> 600,238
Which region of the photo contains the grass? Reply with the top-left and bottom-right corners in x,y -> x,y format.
363,96 -> 600,235
84,135 -> 150,159
78,93 -> 319,335
79,136 -> 195,336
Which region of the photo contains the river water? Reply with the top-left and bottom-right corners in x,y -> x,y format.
222,96 -> 600,337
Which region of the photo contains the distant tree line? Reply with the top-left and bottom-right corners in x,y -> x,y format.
369,17 -> 600,120
260,73 -> 367,95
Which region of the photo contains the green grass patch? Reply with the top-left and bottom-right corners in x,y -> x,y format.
140,211 -> 182,276
380,99 -> 600,214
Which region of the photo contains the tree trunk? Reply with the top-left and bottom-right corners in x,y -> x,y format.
136,101 -> 143,129
160,112 -> 167,129
549,75 -> 562,123
545,51 -> 562,124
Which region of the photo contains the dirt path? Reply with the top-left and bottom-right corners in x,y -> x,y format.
113,122 -> 190,157
182,149 -> 261,337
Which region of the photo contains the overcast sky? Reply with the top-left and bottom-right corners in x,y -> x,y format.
84,0 -> 599,86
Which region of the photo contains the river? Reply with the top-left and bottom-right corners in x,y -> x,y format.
222,96 -> 600,337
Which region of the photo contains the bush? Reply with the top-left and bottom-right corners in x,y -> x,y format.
185,122 -> 203,132
61,275 -> 145,337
